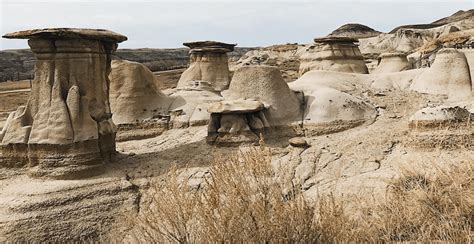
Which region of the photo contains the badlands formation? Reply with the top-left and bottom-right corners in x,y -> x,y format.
0,9 -> 473,242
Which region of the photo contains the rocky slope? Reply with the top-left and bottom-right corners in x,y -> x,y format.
234,9 -> 474,78
433,9 -> 474,25
360,9 -> 474,55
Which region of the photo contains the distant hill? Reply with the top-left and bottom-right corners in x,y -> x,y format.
432,9 -> 474,25
389,9 -> 474,33
0,47 -> 256,82
328,23 -> 382,39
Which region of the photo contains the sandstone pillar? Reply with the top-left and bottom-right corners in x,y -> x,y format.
1,28 -> 127,179
299,37 -> 368,76
177,41 -> 236,91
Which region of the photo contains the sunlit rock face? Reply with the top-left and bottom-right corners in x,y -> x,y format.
299,37 -> 368,76
410,48 -> 473,101
109,59 -> 172,125
177,41 -> 236,91
0,28 -> 127,179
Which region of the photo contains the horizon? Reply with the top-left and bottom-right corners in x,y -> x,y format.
0,0 -> 473,50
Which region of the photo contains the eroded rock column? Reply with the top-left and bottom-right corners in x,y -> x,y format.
299,37 -> 368,76
0,28 -> 127,179
177,41 -> 236,91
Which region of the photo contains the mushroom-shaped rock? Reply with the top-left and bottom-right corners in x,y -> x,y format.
372,52 -> 413,74
225,65 -> 301,125
0,28 -> 127,179
299,37 -> 368,76
410,48 -> 472,101
206,99 -> 270,144
109,59 -> 173,124
177,41 -> 236,91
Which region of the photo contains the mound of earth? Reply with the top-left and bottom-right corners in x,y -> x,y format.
226,65 -> 300,125
109,60 -> 173,125
410,48 -> 472,100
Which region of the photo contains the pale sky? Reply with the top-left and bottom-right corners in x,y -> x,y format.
0,0 -> 473,50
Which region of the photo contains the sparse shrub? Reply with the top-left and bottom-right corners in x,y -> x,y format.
121,148 -> 473,243
127,148 -> 326,242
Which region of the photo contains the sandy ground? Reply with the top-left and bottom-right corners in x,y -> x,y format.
0,72 -> 472,242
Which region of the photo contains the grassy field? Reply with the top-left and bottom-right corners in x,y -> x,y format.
0,80 -> 30,115
0,80 -> 31,92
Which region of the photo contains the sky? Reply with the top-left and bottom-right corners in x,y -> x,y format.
0,0 -> 473,50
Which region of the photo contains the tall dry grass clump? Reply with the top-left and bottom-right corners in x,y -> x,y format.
363,164 -> 473,242
127,148 -> 350,242
123,147 -> 473,242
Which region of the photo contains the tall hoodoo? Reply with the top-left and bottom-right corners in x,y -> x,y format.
177,41 -> 236,91
0,28 -> 127,179
299,37 -> 368,76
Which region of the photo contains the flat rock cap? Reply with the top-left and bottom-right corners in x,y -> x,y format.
183,41 -> 237,51
208,99 -> 264,113
313,36 -> 358,44
2,28 -> 127,43
379,52 -> 407,58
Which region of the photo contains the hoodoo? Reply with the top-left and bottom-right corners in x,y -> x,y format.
372,52 -> 413,74
0,28 -> 127,179
299,37 -> 368,76
177,41 -> 237,91
207,65 -> 301,144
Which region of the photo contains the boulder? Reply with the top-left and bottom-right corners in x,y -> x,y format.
289,137 -> 308,147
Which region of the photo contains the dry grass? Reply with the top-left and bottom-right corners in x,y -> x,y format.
121,147 -> 473,243
358,164 -> 473,242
